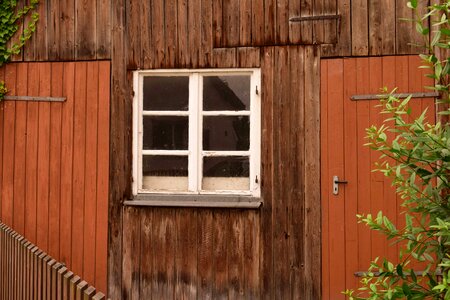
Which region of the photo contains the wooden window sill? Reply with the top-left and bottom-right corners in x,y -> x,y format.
124,194 -> 262,209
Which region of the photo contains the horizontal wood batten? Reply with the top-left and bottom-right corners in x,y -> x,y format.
354,270 -> 441,277
3,95 -> 66,102
350,92 -> 439,101
125,194 -> 262,208
289,15 -> 341,22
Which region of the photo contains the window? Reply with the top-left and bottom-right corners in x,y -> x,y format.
132,69 -> 261,197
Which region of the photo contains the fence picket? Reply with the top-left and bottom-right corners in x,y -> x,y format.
0,222 -> 108,300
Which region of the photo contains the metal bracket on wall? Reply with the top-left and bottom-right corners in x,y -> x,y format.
3,95 -> 66,102
289,14 -> 341,37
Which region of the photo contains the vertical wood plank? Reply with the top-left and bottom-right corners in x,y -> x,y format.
200,0 -> 213,67
288,0 -> 301,44
243,211 -> 260,299
251,0 -> 264,45
326,58 -> 346,300
59,0 -> 75,60
300,0 -> 313,43
197,210 -> 214,299
174,209 -> 198,299
141,0 -> 153,69
13,63 -> 28,236
276,0 -> 289,44
223,0 -> 240,47
355,57 -> 372,277
126,0 -> 141,69
212,0 -> 223,47
320,59 -> 330,300
95,61 -> 110,295
212,211 -> 229,299
75,0 -> 97,59
227,211 -> 245,299
2,64 -> 16,227
177,0 -> 189,67
36,63 -> 51,252
289,46 -> 305,300
139,210 -> 153,300
60,62 -> 75,269
83,62 -> 99,286
48,0 -> 61,60
303,46 -> 321,299
96,0 -> 111,59
238,0 -> 253,46
108,0 -> 126,297
264,0 -> 276,44
48,63 -> 64,260
272,46 -> 290,299
342,58 -> 360,293
188,0 -> 201,67
71,62 -> 87,277
260,46 -> 274,299
165,0 -> 178,67
351,0 -> 369,55
122,207 -> 141,300
151,209 -> 176,299
152,0 -> 166,68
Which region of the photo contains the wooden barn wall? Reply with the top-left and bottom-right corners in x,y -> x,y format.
109,0 -> 320,299
10,0 -> 111,61
0,61 -> 110,294
322,0 -> 430,57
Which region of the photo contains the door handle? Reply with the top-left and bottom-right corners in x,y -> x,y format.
333,175 -> 348,195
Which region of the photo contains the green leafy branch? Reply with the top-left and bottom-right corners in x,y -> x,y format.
0,0 -> 39,100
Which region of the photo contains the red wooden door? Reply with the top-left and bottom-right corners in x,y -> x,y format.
320,56 -> 436,299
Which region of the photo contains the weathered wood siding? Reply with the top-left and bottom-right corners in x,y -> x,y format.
0,61 -> 110,294
109,0 -> 321,298
322,0 -> 429,57
11,0 -> 111,61
10,0 -> 425,61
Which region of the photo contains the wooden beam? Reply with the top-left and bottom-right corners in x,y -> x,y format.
3,96 -> 66,102
350,92 -> 438,101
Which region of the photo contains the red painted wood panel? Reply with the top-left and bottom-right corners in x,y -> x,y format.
0,61 -> 110,294
321,55 -> 436,299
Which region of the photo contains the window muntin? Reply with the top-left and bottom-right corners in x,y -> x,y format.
133,69 -> 261,197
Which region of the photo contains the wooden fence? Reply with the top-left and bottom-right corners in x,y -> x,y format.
0,222 -> 107,300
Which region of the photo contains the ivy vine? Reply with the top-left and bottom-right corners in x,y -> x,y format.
0,0 -> 39,100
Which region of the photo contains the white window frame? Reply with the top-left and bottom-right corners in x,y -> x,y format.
132,68 -> 261,197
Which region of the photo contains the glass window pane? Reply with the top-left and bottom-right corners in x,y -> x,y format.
203,116 -> 249,151
203,76 -> 250,111
202,156 -> 250,190
143,76 -> 189,111
143,116 -> 188,150
142,155 -> 188,191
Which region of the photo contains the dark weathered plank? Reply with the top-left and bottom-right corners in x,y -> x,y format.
96,0 -> 111,59
174,209 -> 198,299
200,0 -> 213,67
260,46 -> 275,299
223,0 -> 240,47
351,0 -> 369,55
59,0 -> 75,60
165,0 -> 178,67
122,207 -> 141,300
289,46 -> 305,299
197,210 -> 214,299
127,0 -> 142,69
303,46 -> 321,298
75,0 -> 97,59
